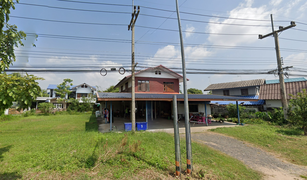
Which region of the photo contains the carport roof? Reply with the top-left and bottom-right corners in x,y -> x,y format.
97,93 -> 259,102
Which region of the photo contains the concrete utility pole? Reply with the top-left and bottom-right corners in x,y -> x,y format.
128,6 -> 140,131
259,14 -> 296,120
175,0 -> 192,175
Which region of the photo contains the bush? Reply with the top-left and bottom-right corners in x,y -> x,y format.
67,98 -> 93,113
38,103 -> 55,114
226,104 -> 246,118
271,107 -> 287,125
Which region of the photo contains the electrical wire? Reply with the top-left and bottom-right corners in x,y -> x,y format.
17,2 -> 273,28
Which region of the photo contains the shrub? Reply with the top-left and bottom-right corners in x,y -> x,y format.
38,103 -> 55,114
226,104 -> 246,118
271,107 -> 287,125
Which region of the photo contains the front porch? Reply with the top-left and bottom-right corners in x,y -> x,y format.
97,116 -> 238,133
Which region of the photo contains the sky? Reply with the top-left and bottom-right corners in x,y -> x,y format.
7,0 -> 307,92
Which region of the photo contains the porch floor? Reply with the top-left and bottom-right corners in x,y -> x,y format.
97,116 -> 239,133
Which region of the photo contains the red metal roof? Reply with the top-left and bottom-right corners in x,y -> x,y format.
259,81 -> 307,100
114,65 -> 185,88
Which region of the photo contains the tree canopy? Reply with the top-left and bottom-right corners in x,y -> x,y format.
288,89 -> 307,136
0,0 -> 27,72
0,2 -> 42,115
103,85 -> 119,93
0,73 -> 43,115
187,88 -> 203,94
55,78 -> 73,99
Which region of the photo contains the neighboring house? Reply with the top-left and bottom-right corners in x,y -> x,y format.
97,65 -> 255,129
259,78 -> 307,109
204,79 -> 265,96
114,65 -> 182,94
46,83 -> 96,109
204,79 -> 265,114
204,78 -> 307,114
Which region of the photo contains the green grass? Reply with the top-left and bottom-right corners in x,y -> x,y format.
0,114 -> 262,179
211,124 -> 307,166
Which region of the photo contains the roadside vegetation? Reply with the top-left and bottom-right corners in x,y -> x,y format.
212,119 -> 307,167
0,114 -> 262,179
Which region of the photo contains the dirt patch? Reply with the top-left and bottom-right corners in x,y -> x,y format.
192,132 -> 307,180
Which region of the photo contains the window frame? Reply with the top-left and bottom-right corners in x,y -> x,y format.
138,80 -> 150,92
241,88 -> 249,95
163,82 -> 175,92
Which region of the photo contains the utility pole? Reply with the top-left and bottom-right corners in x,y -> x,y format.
128,6 -> 140,131
175,0 -> 192,175
259,14 -> 295,120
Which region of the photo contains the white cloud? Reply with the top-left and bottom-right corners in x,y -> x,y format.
143,45 -> 211,68
185,25 -> 195,38
284,0 -> 302,17
284,53 -> 307,66
207,0 -> 272,47
270,0 -> 282,6
299,1 -> 307,11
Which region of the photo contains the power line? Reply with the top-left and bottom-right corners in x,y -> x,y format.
17,2 -> 273,28
279,37 -> 307,43
57,0 -> 304,24
11,15 -> 259,36
11,15 -> 127,27
18,2 -> 131,14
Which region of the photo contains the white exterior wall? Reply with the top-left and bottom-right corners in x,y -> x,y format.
266,100 -> 282,108
136,71 -> 176,79
128,81 -> 131,88
76,87 -> 93,94
176,103 -> 211,116
212,87 -> 257,96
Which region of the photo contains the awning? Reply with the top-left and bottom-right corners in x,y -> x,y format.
211,95 -> 264,106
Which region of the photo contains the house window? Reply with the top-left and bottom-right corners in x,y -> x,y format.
77,93 -> 88,98
81,84 -> 87,88
189,105 -> 198,112
163,82 -> 174,92
155,71 -> 161,75
241,89 -> 248,95
138,81 -> 150,92
54,104 -> 63,109
223,90 -> 229,96
125,82 -> 128,90
121,86 -> 123,92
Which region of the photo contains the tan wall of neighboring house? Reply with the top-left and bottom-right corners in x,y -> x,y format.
212,87 -> 257,96
265,100 -> 282,108
177,103 -> 211,116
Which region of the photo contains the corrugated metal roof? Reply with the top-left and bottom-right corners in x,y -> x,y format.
47,84 -> 58,89
204,79 -> 265,91
266,78 -> 306,84
47,83 -> 96,90
114,65 -> 185,88
259,81 -> 307,100
211,95 -> 264,106
97,93 -> 258,101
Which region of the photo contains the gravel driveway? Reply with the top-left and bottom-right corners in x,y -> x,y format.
191,132 -> 307,180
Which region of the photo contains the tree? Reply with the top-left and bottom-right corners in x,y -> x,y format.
288,89 -> 307,136
187,88 -> 203,94
103,85 -> 119,93
0,0 -> 27,72
0,73 -> 43,115
55,78 -> 73,99
39,89 -> 49,97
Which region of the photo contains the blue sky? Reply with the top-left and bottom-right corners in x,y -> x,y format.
9,0 -> 307,92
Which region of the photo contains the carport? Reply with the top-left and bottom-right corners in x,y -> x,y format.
96,92 -> 258,131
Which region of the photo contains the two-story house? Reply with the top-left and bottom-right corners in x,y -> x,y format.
47,83 -> 96,109
97,65 -> 256,129
204,79 -> 266,115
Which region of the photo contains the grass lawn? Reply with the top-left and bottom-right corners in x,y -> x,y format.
211,124 -> 307,166
0,114 -> 262,179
